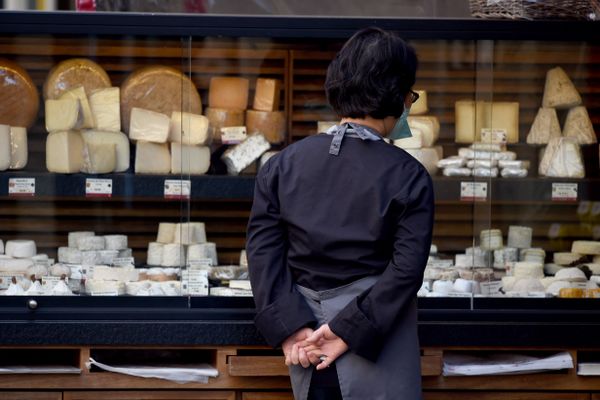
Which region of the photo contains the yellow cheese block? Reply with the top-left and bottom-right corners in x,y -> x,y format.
44,58 -> 111,100
409,90 -> 428,115
205,107 -> 245,138
246,110 -> 286,144
209,77 -> 249,110
120,66 -> 202,134
46,131 -> 85,173
0,59 -> 39,128
253,78 -> 281,112
455,100 -> 519,143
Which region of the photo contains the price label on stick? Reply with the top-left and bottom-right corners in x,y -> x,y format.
8,178 -> 35,197
552,183 -> 577,202
86,178 -> 112,198
164,180 -> 191,199
460,181 -> 488,202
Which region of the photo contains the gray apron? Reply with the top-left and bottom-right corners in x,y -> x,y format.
289,275 -> 422,400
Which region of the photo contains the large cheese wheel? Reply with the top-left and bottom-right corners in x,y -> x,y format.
246,110 -> 286,144
43,58 -> 111,100
120,66 -> 202,134
0,59 -> 39,128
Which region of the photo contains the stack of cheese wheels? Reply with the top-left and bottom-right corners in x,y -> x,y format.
527,67 -> 594,178
0,59 -> 38,171
205,76 -> 248,141
147,222 -> 218,268
393,91 -> 442,175
119,66 -> 209,175
43,58 -> 132,174
246,78 -> 286,144
57,231 -> 132,267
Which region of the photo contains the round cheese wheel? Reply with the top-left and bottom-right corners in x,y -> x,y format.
0,59 -> 39,128
43,58 -> 111,100
120,66 -> 202,134
246,110 -> 286,144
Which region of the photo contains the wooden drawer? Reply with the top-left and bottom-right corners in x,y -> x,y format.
64,391 -> 236,400
242,392 -> 294,400
228,356 -> 289,377
0,393 -> 62,400
424,392 -> 590,400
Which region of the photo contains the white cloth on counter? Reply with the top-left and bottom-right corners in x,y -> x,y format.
443,351 -> 573,376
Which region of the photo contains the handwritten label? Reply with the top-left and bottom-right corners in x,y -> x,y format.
221,126 -> 247,144
552,183 -> 577,202
480,128 -> 507,144
460,181 -> 488,202
86,178 -> 112,198
112,257 -> 135,267
8,178 -> 35,197
164,180 -> 191,199
480,281 -> 503,296
189,259 -> 213,269
181,269 -> 209,296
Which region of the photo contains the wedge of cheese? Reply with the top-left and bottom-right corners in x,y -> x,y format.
455,100 -> 485,143
526,107 -> 561,144
59,86 -> 95,129
89,87 -> 120,132
409,90 -> 428,115
46,131 -> 85,173
539,137 -> 584,178
0,124 -> 10,171
135,141 -> 170,174
408,116 -> 439,147
9,127 -> 27,170
80,130 -> 130,172
129,107 -> 170,143
542,66 -> 582,109
394,127 -> 423,149
169,111 -> 210,145
563,106 -> 596,144
45,98 -> 82,132
81,142 -> 116,174
253,78 -> 281,112
404,147 -> 440,175
209,77 -> 249,110
170,143 -> 210,175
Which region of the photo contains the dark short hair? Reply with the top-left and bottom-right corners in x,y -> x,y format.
325,27 -> 418,119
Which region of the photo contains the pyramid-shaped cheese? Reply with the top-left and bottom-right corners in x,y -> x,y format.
526,107 -> 561,144
542,67 -> 582,109
563,106 -> 596,144
539,137 -> 584,178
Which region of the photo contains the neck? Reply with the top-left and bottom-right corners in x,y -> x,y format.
340,116 -> 387,136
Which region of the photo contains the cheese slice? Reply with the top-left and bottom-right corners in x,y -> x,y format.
407,116 -> 439,147
169,111 -> 210,145
209,77 -> 249,110
45,98 -> 82,132
544,137 -> 585,178
563,106 -> 596,144
253,78 -> 281,112
246,110 -> 286,144
572,240 -> 600,255
59,86 -> 95,129
394,127 -> 423,149
120,66 -> 202,135
80,130 -> 130,172
205,107 -> 245,138
409,90 -> 428,115
526,107 -> 561,144
135,141 -> 171,174
170,143 -> 210,175
0,125 -> 10,171
9,126 -> 27,170
89,87 -> 120,132
81,142 -> 116,174
542,66 -> 582,109
46,131 -> 85,173
129,107 -> 170,143
0,59 -> 40,128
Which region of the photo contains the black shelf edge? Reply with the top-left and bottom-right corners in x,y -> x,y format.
0,12 -> 599,40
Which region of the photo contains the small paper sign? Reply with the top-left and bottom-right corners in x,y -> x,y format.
8,178 -> 35,197
112,257 -> 135,267
42,276 -> 63,290
552,183 -> 577,202
480,281 -> 503,296
461,181 -> 488,201
221,126 -> 247,144
181,269 -> 209,296
90,291 -> 120,296
164,180 -> 191,199
447,292 -> 472,297
189,259 -> 213,269
480,128 -> 507,144
427,259 -> 454,269
86,178 -> 112,198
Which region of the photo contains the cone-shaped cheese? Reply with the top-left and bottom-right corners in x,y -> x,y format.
409,90 -> 428,115
59,86 -> 95,129
526,107 -> 561,144
46,131 -> 84,173
563,106 -> 596,144
542,66 -> 582,109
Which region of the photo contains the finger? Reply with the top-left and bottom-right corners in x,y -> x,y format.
299,347 -> 311,368
291,343 -> 300,365
285,354 -> 291,366
300,344 -> 321,353
305,327 -> 325,344
315,355 -> 333,371
307,350 -> 322,366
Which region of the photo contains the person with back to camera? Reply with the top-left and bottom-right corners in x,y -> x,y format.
247,27 -> 434,400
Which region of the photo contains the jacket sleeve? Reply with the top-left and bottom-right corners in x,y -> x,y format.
328,167 -> 434,362
246,160 -> 317,347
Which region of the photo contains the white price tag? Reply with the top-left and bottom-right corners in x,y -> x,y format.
86,178 -> 112,198
447,292 -> 472,297
480,281 -> 503,296
221,126 -> 247,144
42,276 -> 63,290
189,259 -> 213,269
181,269 -> 209,296
460,181 -> 488,201
552,183 -> 577,202
90,291 -> 120,296
164,180 -> 191,199
8,178 -> 35,197
480,128 -> 507,144
427,259 -> 454,269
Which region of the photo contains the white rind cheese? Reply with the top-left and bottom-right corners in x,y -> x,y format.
157,223 -> 176,244
129,107 -> 170,143
0,125 -> 10,171
161,243 -> 186,267
81,142 -> 116,174
0,239 -> 3,255
480,229 -> 503,250
394,127 -> 423,149
77,236 -> 105,251
221,134 -> 271,175
59,86 -> 95,129
81,250 -> 102,266
187,242 -> 218,266
169,111 -> 210,145
170,143 -> 211,175
572,241 -> 600,255
553,252 -> 583,266
563,106 -> 597,144
542,66 -> 582,109
9,127 -> 28,170
147,242 -> 164,266
68,231 -> 94,248
81,130 -> 130,173
526,107 -> 561,144
85,279 -> 125,295
45,98 -> 82,133
46,131 -> 85,173
58,247 -> 83,264
174,222 -> 206,245
555,267 -> 587,282
541,137 -> 585,178
104,235 -> 128,250
5,240 -> 36,258
89,87 -> 121,132
407,116 -> 439,147
135,141 -> 171,174
513,261 -> 544,279
507,226 -> 533,249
